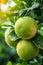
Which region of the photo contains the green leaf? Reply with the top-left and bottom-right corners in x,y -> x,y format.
16,63 -> 22,65
33,34 -> 43,49
9,28 -> 20,41
38,23 -> 43,36
6,61 -> 12,65
29,61 -> 41,65
6,11 -> 18,16
13,0 -> 25,9
9,16 -> 19,25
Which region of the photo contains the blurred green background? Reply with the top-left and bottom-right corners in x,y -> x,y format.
0,0 -> 43,65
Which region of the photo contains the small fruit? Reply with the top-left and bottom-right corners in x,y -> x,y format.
15,16 -> 37,39
5,27 -> 19,48
16,40 -> 39,60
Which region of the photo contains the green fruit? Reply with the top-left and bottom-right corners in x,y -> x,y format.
16,40 -> 39,60
15,16 -> 37,39
5,27 -> 19,48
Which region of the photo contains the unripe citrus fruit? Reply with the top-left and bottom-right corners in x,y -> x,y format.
15,16 -> 37,39
16,40 -> 39,60
5,28 -> 19,48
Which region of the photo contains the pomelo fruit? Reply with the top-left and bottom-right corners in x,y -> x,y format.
16,40 -> 39,60
5,27 -> 19,48
15,16 -> 37,39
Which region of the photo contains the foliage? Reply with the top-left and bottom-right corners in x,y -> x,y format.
0,0 -> 43,65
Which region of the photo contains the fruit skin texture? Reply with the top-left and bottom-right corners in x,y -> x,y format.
15,16 -> 37,39
16,40 -> 39,60
5,28 -> 19,48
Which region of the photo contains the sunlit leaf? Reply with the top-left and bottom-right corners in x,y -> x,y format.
7,61 -> 12,65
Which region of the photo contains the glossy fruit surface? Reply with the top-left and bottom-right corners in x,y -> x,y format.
16,40 -> 39,60
15,16 -> 37,39
5,28 -> 19,48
